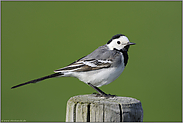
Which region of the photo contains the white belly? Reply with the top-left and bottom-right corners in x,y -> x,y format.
71,64 -> 125,87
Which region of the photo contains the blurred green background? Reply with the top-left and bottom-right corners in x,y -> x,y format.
1,1 -> 182,122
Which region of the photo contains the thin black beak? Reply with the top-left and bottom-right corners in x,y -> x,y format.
128,42 -> 136,45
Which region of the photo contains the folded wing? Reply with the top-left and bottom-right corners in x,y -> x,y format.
54,59 -> 112,73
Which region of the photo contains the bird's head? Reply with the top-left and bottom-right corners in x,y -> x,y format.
107,34 -> 135,52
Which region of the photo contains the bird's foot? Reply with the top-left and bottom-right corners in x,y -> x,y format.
92,92 -> 116,98
92,92 -> 103,97
105,94 -> 116,98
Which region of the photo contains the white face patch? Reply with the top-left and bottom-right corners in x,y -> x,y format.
107,36 -> 130,50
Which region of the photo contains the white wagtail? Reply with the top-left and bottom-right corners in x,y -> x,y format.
11,34 -> 135,97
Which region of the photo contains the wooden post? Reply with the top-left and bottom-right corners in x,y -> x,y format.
66,94 -> 143,122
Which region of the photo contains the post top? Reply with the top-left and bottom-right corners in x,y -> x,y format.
68,94 -> 141,106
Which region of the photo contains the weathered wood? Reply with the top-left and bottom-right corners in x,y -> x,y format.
66,94 -> 143,122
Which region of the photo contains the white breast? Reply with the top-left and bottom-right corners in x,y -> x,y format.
71,54 -> 125,87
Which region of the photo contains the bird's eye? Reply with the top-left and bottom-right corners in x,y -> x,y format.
117,41 -> 121,44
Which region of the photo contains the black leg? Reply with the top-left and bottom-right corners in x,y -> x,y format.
88,83 -> 116,98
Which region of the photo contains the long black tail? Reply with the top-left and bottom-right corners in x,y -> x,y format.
11,72 -> 63,89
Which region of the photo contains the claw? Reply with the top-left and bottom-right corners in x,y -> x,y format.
92,93 -> 116,98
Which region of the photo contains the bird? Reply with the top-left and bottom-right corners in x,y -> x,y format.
11,34 -> 135,98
